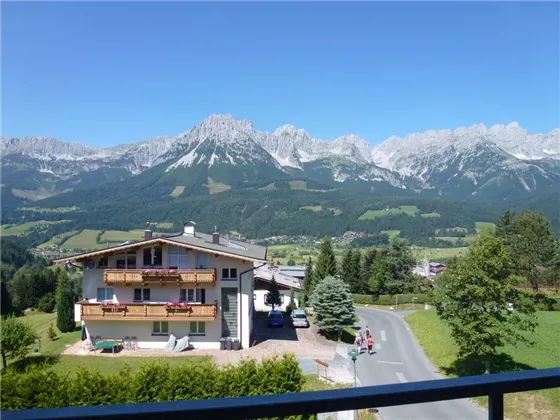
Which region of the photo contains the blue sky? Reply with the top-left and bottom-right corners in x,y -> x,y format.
2,1 -> 559,147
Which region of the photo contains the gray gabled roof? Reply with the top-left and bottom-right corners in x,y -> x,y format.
54,230 -> 267,263
254,265 -> 304,291
165,232 -> 267,262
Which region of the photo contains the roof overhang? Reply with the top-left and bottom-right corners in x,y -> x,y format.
53,237 -> 267,265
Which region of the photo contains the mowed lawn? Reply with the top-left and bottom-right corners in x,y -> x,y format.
406,310 -> 560,420
15,313 -> 208,375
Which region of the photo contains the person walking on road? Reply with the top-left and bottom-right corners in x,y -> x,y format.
355,333 -> 363,353
359,331 -> 365,351
365,326 -> 371,339
367,335 -> 374,355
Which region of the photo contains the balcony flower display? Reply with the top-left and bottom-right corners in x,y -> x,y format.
100,301 -> 126,309
142,269 -> 178,276
164,301 -> 190,309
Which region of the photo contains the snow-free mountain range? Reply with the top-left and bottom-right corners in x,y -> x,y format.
2,114 -> 560,207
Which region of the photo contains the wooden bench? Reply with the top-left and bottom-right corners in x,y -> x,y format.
314,359 -> 329,380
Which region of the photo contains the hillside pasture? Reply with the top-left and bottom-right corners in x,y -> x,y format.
411,246 -> 468,261
100,229 -> 146,244
1,220 -> 69,236
19,206 -> 79,213
170,186 -> 186,197
258,182 -> 277,191
61,230 -> 103,250
289,180 -> 308,190
381,230 -> 401,239
38,231 -> 80,248
421,212 -> 441,218
205,177 -> 231,195
300,205 -> 322,212
358,205 -> 420,220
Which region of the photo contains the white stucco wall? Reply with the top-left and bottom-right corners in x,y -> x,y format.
81,243 -> 255,349
253,290 -> 298,312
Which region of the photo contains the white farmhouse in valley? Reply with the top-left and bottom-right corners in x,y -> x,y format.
55,222 -> 267,350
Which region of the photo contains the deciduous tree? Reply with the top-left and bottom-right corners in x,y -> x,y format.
0,315 -> 38,368
311,276 -> 355,339
433,231 -> 538,374
496,211 -> 557,291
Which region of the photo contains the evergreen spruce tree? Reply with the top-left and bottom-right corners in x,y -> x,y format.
310,276 -> 355,339
340,249 -> 354,289
341,249 -> 363,293
265,276 -> 282,311
351,249 -> 364,293
303,257 -> 316,299
56,270 -> 75,333
315,237 -> 338,281
360,248 -> 378,294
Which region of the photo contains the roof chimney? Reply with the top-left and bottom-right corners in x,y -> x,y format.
183,221 -> 196,236
212,226 -> 220,245
144,221 -> 153,240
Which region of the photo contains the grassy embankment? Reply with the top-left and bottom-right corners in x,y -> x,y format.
406,310 -> 560,420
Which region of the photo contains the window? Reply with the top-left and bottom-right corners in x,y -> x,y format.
97,257 -> 108,268
222,268 -> 238,280
97,287 -> 114,301
152,321 -> 169,336
168,245 -> 188,269
180,288 -> 205,303
196,253 -> 208,269
116,252 -> 136,269
134,288 -> 151,302
189,321 -> 206,336
143,246 -> 163,268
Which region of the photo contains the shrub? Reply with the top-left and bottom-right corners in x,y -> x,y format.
1,354 -> 312,419
0,315 -> 38,368
47,324 -> 57,341
351,293 -> 430,305
38,293 -> 56,313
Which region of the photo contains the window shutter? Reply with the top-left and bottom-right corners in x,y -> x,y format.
201,288 -> 206,304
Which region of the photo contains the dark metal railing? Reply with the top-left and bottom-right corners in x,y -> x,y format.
3,368 -> 559,420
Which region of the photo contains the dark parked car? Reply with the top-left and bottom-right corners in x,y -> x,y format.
268,310 -> 284,328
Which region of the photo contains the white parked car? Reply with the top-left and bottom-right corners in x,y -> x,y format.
291,309 -> 309,328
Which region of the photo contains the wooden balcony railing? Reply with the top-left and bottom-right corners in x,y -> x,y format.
103,269 -> 216,286
80,303 -> 218,321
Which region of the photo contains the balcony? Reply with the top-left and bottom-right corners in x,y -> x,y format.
3,368 -> 559,420
103,269 -> 216,286
80,302 -> 217,321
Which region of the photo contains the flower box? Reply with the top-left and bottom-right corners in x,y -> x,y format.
142,269 -> 179,277
100,302 -> 126,309
164,302 -> 190,310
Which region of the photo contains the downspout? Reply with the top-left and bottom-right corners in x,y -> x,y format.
239,262 -> 267,349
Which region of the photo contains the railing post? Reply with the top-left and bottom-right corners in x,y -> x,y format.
488,393 -> 504,420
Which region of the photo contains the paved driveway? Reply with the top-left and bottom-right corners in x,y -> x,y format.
249,313 -> 336,361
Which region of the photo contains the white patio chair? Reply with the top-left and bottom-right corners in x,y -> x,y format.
124,336 -> 131,350
130,336 -> 138,350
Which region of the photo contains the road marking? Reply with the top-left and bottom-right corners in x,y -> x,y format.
396,372 -> 408,383
375,343 -> 381,350
377,361 -> 403,365
380,330 -> 387,341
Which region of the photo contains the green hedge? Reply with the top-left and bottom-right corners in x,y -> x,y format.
533,294 -> 560,311
351,293 -> 430,305
1,354 -> 313,419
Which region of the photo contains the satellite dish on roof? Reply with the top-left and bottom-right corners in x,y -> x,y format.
84,259 -> 94,270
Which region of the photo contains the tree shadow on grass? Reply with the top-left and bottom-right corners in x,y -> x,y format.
443,353 -> 536,377
8,354 -> 61,373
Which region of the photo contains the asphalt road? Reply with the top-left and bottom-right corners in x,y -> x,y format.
354,308 -> 486,420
